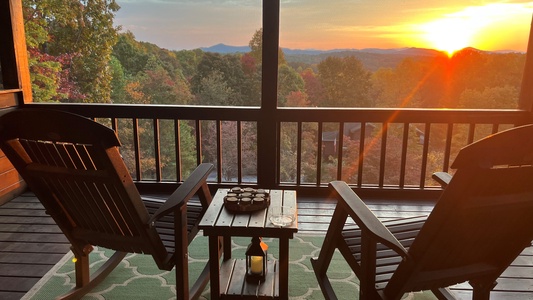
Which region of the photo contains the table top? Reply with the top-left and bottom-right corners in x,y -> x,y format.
199,188 -> 298,238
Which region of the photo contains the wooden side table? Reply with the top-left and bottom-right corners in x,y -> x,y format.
199,189 -> 298,299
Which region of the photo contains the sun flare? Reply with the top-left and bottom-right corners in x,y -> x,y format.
420,18 -> 475,56
416,3 -> 531,56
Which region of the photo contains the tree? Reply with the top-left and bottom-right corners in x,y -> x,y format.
248,28 -> 286,65
301,68 -> 326,106
317,56 -> 372,107
109,55 -> 126,103
135,55 -> 193,105
23,0 -> 120,103
285,91 -> 310,107
196,71 -> 235,106
191,52 -> 256,106
277,64 -> 305,106
459,85 -> 519,109
371,57 -> 448,108
112,32 -> 150,76
26,49 -> 65,102
174,49 -> 204,80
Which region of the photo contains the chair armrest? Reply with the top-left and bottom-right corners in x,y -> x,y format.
329,181 -> 409,258
432,171 -> 452,187
149,163 -> 213,224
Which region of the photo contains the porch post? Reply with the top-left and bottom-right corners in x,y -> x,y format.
257,0 -> 280,188
518,15 -> 533,117
0,0 -> 32,102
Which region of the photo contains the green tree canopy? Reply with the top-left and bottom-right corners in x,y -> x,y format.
317,56 -> 372,107
249,28 -> 286,65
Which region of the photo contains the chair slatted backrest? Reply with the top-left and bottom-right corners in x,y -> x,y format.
386,124 -> 533,295
0,109 -> 168,260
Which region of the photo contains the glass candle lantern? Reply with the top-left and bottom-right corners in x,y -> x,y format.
245,236 -> 268,283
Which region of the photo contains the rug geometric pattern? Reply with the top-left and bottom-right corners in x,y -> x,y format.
24,234 -> 436,299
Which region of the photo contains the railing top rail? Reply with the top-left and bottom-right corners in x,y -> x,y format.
25,102 -> 532,124
24,103 -> 263,121
276,107 -> 531,124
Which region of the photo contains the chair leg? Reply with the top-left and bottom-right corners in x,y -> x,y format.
470,280 -> 497,300
188,236 -> 223,299
60,250 -> 127,300
189,261 -> 210,299
432,287 -> 459,300
359,232 -> 378,300
175,204 -> 190,300
310,258 -> 338,300
310,207 -> 349,300
73,245 -> 92,288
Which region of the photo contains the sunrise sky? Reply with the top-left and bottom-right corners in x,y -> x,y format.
115,1 -> 533,54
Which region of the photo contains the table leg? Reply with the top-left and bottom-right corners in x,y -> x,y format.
279,237 -> 290,299
208,235 -> 221,299
223,235 -> 232,260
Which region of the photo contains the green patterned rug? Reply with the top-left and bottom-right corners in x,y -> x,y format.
23,234 -> 435,299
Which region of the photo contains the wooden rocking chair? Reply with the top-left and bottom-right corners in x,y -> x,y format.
0,108 -> 214,300
311,124 -> 533,300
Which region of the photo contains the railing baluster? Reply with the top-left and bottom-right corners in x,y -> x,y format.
357,122 -> 366,187
296,122 -> 302,185
491,123 -> 499,134
443,123 -> 454,173
317,122 -> 323,185
467,123 -> 476,144
276,122 -> 282,185
379,123 -> 388,188
111,118 -> 118,132
399,123 -> 409,188
237,121 -> 243,185
153,118 -> 161,182
419,123 -> 431,188
195,120 -> 202,165
133,118 -> 141,181
174,119 -> 182,182
337,122 -> 345,180
216,120 -> 222,183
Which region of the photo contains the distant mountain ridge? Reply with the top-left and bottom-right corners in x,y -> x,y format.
200,43 -> 449,71
200,43 -> 445,57
200,43 -> 250,53
199,43 -> 524,72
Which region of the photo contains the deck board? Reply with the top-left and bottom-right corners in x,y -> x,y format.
0,194 -> 70,299
0,193 -> 532,299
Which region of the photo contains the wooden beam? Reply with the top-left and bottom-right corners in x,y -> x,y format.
0,0 -> 18,89
0,0 -> 31,103
257,0 -> 280,188
10,0 -> 32,103
519,15 -> 533,115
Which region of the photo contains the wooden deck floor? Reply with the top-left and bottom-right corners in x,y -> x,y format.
0,193 -> 532,299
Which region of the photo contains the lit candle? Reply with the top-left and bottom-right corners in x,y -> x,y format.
250,256 -> 263,274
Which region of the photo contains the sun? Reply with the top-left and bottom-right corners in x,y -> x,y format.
420,18 -> 475,56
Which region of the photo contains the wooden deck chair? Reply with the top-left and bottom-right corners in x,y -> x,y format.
0,108 -> 215,300
311,124 -> 533,300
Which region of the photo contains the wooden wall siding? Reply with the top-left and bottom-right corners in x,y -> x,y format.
0,0 -> 32,99
0,107 -> 27,205
0,92 -> 19,109
0,0 -> 32,204
0,149 -> 26,206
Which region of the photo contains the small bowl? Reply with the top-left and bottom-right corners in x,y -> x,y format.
269,206 -> 295,227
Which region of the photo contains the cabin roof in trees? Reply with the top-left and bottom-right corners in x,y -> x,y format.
322,123 -> 376,142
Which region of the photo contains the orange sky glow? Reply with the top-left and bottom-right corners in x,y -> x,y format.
116,1 -> 533,52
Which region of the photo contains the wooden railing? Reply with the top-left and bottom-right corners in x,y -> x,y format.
25,103 -> 532,199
